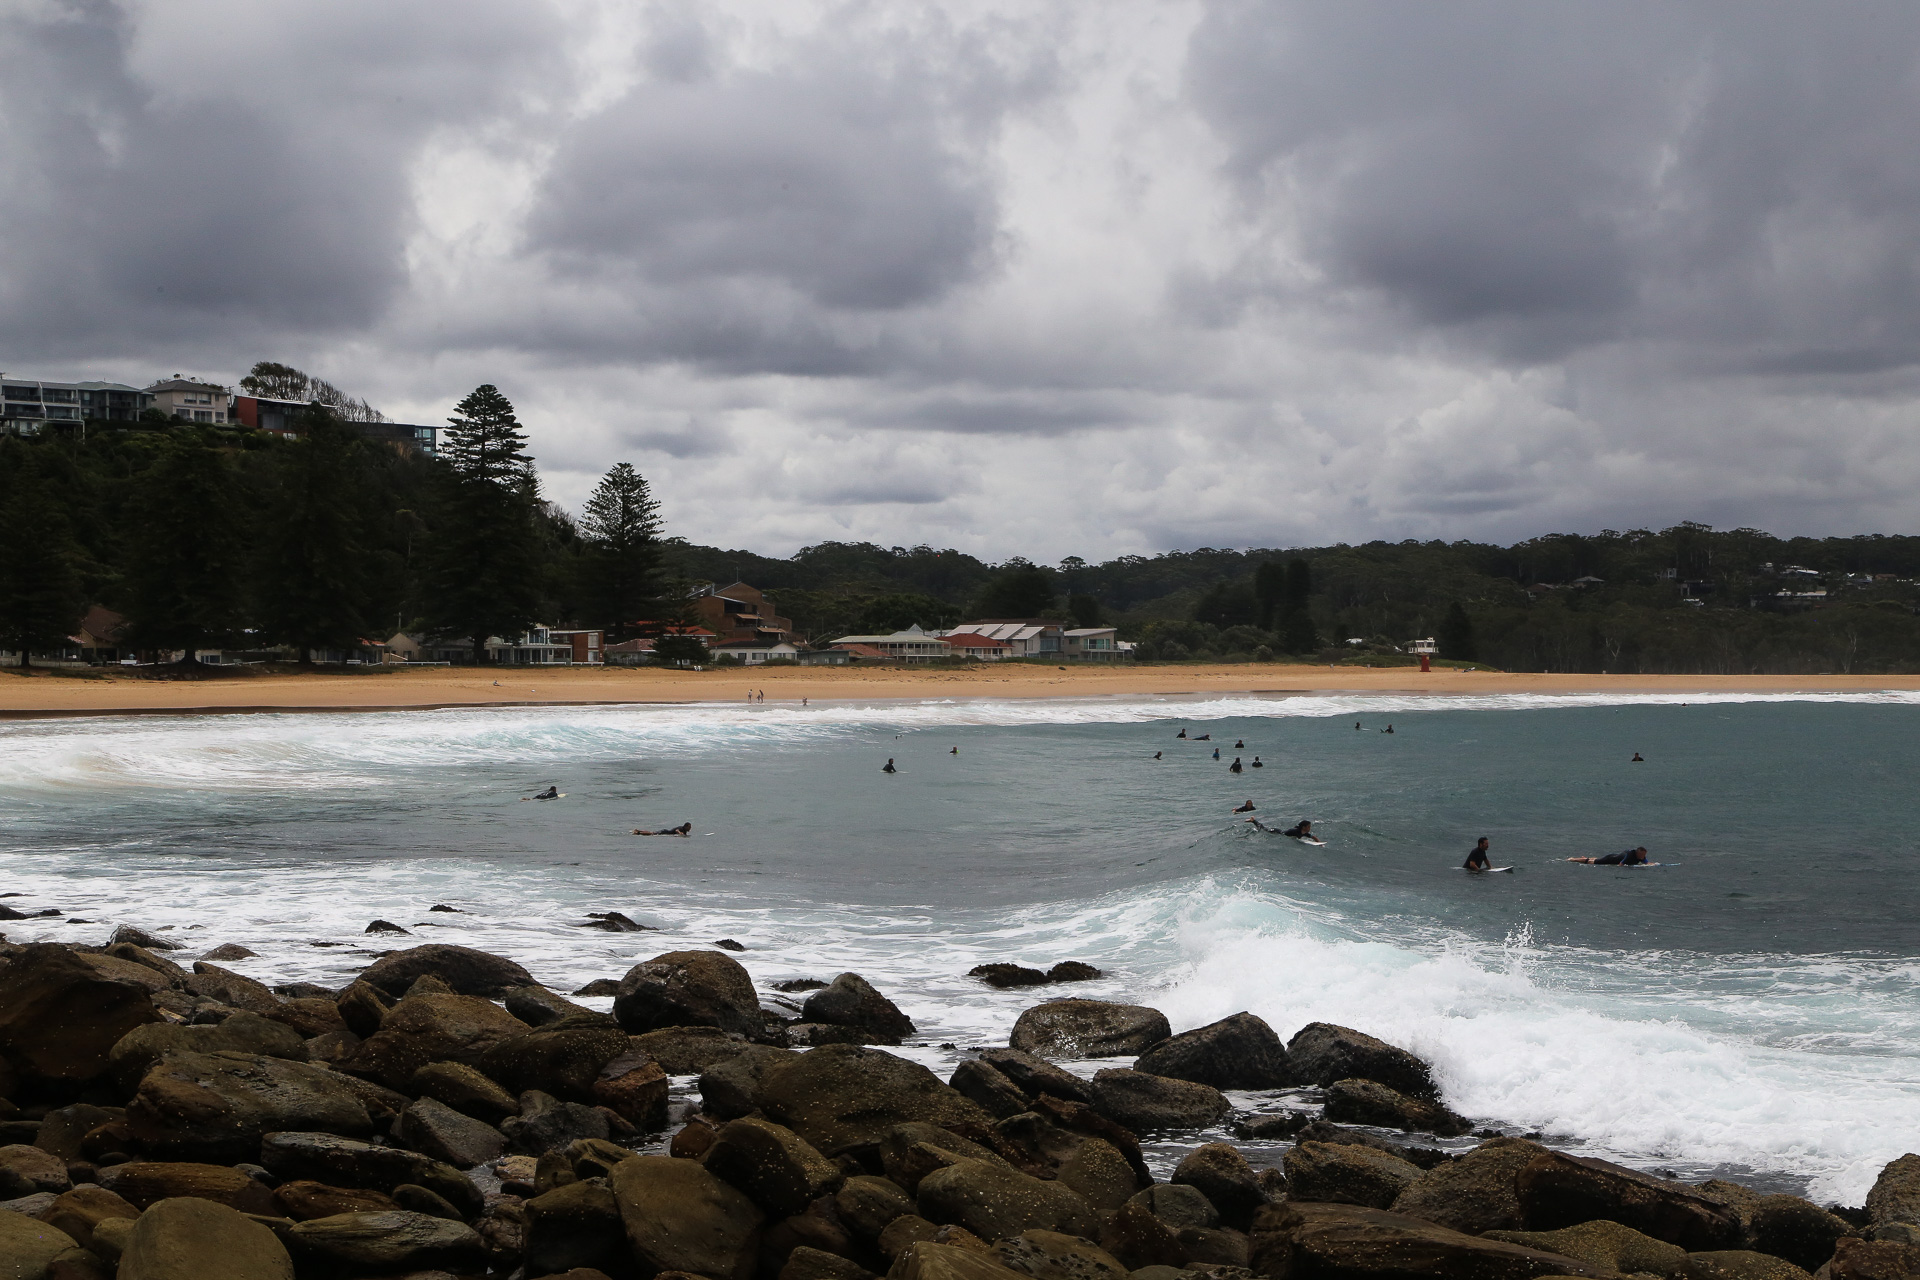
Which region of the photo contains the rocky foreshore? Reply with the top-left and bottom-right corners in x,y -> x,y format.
1,934 -> 1916,1280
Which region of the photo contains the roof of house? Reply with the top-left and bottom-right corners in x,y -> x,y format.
709,640 -> 798,651
947,622 -> 1049,642
832,643 -> 889,658
72,606 -> 125,643
144,378 -> 227,394
831,631 -> 952,645
943,633 -> 1010,648
1064,627 -> 1117,637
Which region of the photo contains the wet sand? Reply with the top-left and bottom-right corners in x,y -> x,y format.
3,662 -> 1917,717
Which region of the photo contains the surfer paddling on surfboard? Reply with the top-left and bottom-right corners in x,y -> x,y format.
633,823 -> 692,837
1569,846 -> 1649,866
526,786 -> 560,801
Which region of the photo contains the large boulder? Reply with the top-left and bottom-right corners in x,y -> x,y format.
1128,1183 -> 1219,1231
1285,1023 -> 1438,1098
97,1161 -> 278,1213
1515,1149 -> 1744,1251
108,1011 -> 309,1091
356,944 -> 535,997
1825,1236 -> 1920,1279
894,1242 -> 1032,1280
500,1089 -> 610,1155
396,1096 -> 506,1168
801,974 -> 917,1045
838,1174 -> 916,1239
1009,1002 -> 1170,1060
476,1012 -> 631,1100
1291,1119 -> 1452,1170
125,1051 -> 374,1163
336,991 -> 530,1088
1132,1012 -> 1294,1089
613,950 -> 764,1037
991,1112 -> 1140,1211
1680,1250 -> 1811,1280
116,1196 -> 295,1280
990,1228 -> 1130,1280
42,1185 -> 140,1252
0,943 -> 161,1083
524,1180 -> 628,1277
1249,1200 -> 1617,1279
705,1116 -> 846,1218
916,1157 -> 1102,1241
285,1210 -> 487,1273
1389,1136 -> 1546,1233
1171,1143 -> 1268,1230
951,1060 -> 1031,1119
1088,1069 -> 1230,1132
1749,1194 -> 1854,1272
0,1211 -> 77,1279
1485,1219 -> 1688,1277
185,962 -> 280,1013
976,1050 -> 1094,1106
758,1044 -> 995,1155
257,1131 -> 481,1217
610,1154 -> 766,1280
409,1060 -> 520,1123
701,1045 -> 802,1119
634,1026 -> 755,1075
1323,1077 -> 1471,1137
272,1180 -> 399,1220
1867,1154 -> 1920,1231
1283,1140 -> 1422,1210
592,1045 -> 671,1129
504,984 -> 595,1027
881,1123 -> 1013,1194
0,1143 -> 68,1197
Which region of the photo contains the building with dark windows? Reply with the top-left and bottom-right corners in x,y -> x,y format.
232,395 -> 437,454
2,375 -> 152,433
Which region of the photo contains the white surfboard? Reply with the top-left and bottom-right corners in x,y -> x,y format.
1460,865 -> 1515,873
1293,836 -> 1327,847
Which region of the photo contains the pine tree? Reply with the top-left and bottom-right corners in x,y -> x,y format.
0,447 -> 86,668
579,462 -> 663,641
1438,601 -> 1478,662
425,385 -> 542,663
123,436 -> 247,664
257,407 -> 369,662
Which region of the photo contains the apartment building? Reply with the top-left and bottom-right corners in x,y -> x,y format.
145,377 -> 231,423
2,375 -> 151,433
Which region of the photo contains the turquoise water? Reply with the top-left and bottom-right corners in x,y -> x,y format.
2,691 -> 1916,1201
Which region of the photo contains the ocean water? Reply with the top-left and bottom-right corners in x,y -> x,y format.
3,691 -> 1918,1203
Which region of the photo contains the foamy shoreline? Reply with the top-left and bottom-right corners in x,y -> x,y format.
5,663 -> 1919,718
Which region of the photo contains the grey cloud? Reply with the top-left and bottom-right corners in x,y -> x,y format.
1187,1 -> 1920,371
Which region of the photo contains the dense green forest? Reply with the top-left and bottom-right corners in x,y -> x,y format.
3,380 -> 1918,673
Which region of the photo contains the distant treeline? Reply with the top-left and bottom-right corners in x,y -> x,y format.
3,389 -> 1917,674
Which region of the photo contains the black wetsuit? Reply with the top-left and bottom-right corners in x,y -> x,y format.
1285,824 -> 1311,838
1229,758 -> 1242,773
1594,849 -> 1644,866
1464,848 -> 1491,870
532,787 -> 558,800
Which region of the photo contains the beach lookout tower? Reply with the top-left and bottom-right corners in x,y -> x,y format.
1409,636 -> 1437,672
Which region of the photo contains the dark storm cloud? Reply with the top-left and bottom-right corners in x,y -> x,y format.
1187,1 -> 1920,371
0,0 -> 563,358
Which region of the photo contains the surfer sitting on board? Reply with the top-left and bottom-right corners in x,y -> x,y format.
529,786 -> 559,801
1464,838 -> 1492,871
1569,846 -> 1648,865
633,823 -> 692,837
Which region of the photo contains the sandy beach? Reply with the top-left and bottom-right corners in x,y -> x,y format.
3,661 -> 1917,717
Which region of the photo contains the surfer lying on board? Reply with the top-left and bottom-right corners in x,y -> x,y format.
633,823 -> 693,836
1284,820 -> 1314,839
1233,800 -> 1256,813
1569,846 -> 1649,865
1464,838 -> 1492,871
529,786 -> 559,801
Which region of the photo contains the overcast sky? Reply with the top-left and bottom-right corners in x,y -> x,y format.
6,1 -> 1920,561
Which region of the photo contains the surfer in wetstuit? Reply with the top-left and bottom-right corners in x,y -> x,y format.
1570,846 -> 1649,865
1464,837 -> 1492,871
633,823 -> 692,837
1284,819 -> 1314,839
882,758 -> 897,774
529,785 -> 559,800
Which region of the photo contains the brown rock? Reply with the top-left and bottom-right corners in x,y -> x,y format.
1285,1022 -> 1439,1098
525,1179 -> 628,1277
1282,1140 -> 1422,1209
759,1044 -> 995,1155
801,973 -> 917,1044
1171,1143 -> 1268,1230
408,1060 -> 520,1123
990,1228 -> 1129,1280
838,1175 -> 916,1238
1389,1135 -> 1546,1234
41,1185 -> 139,1251
611,1153 -> 767,1280
1485,1219 -> 1689,1277
335,980 -> 392,1038
613,949 -> 765,1037
104,942 -> 189,983
256,1131 -> 481,1217
108,1010 -> 310,1091
476,1012 -> 631,1100
915,1156 -> 1101,1241
951,1060 -> 1031,1120
880,1124 -> 1011,1194
976,1050 -> 1093,1107
1132,1013 -> 1294,1090
1516,1149 -> 1745,1251
337,991 -> 530,1088
1251,1200 -> 1616,1278
196,944 -> 255,962
357,943 -> 537,998
1686,1250 -> 1813,1280
500,1089 -> 611,1155
892,1241 -> 1033,1280
1749,1194 -> 1853,1272
1826,1235 -> 1920,1279
0,943 -> 161,1084
784,1243 -> 879,1280
116,1196 -> 295,1280
1088,1069 -> 1230,1132
634,1026 -> 755,1075
31,1103 -> 116,1162
706,1115 -> 847,1218
591,1045 -> 670,1129
1009,1001 -> 1171,1060
882,1214 -> 944,1260
0,1211 -> 81,1279
504,984 -> 595,1027
1098,1201 -> 1190,1270
0,1142 -> 70,1197
397,1096 -> 506,1167
125,1050 -> 374,1163
186,962 -> 280,1013
1323,1077 -> 1471,1137
284,1209 -> 487,1273
97,1160 -> 277,1213
263,997 -> 344,1039
702,1044 -> 803,1119
271,1179 -> 400,1220
971,965 -> 1051,989
1866,1154 -> 1920,1231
